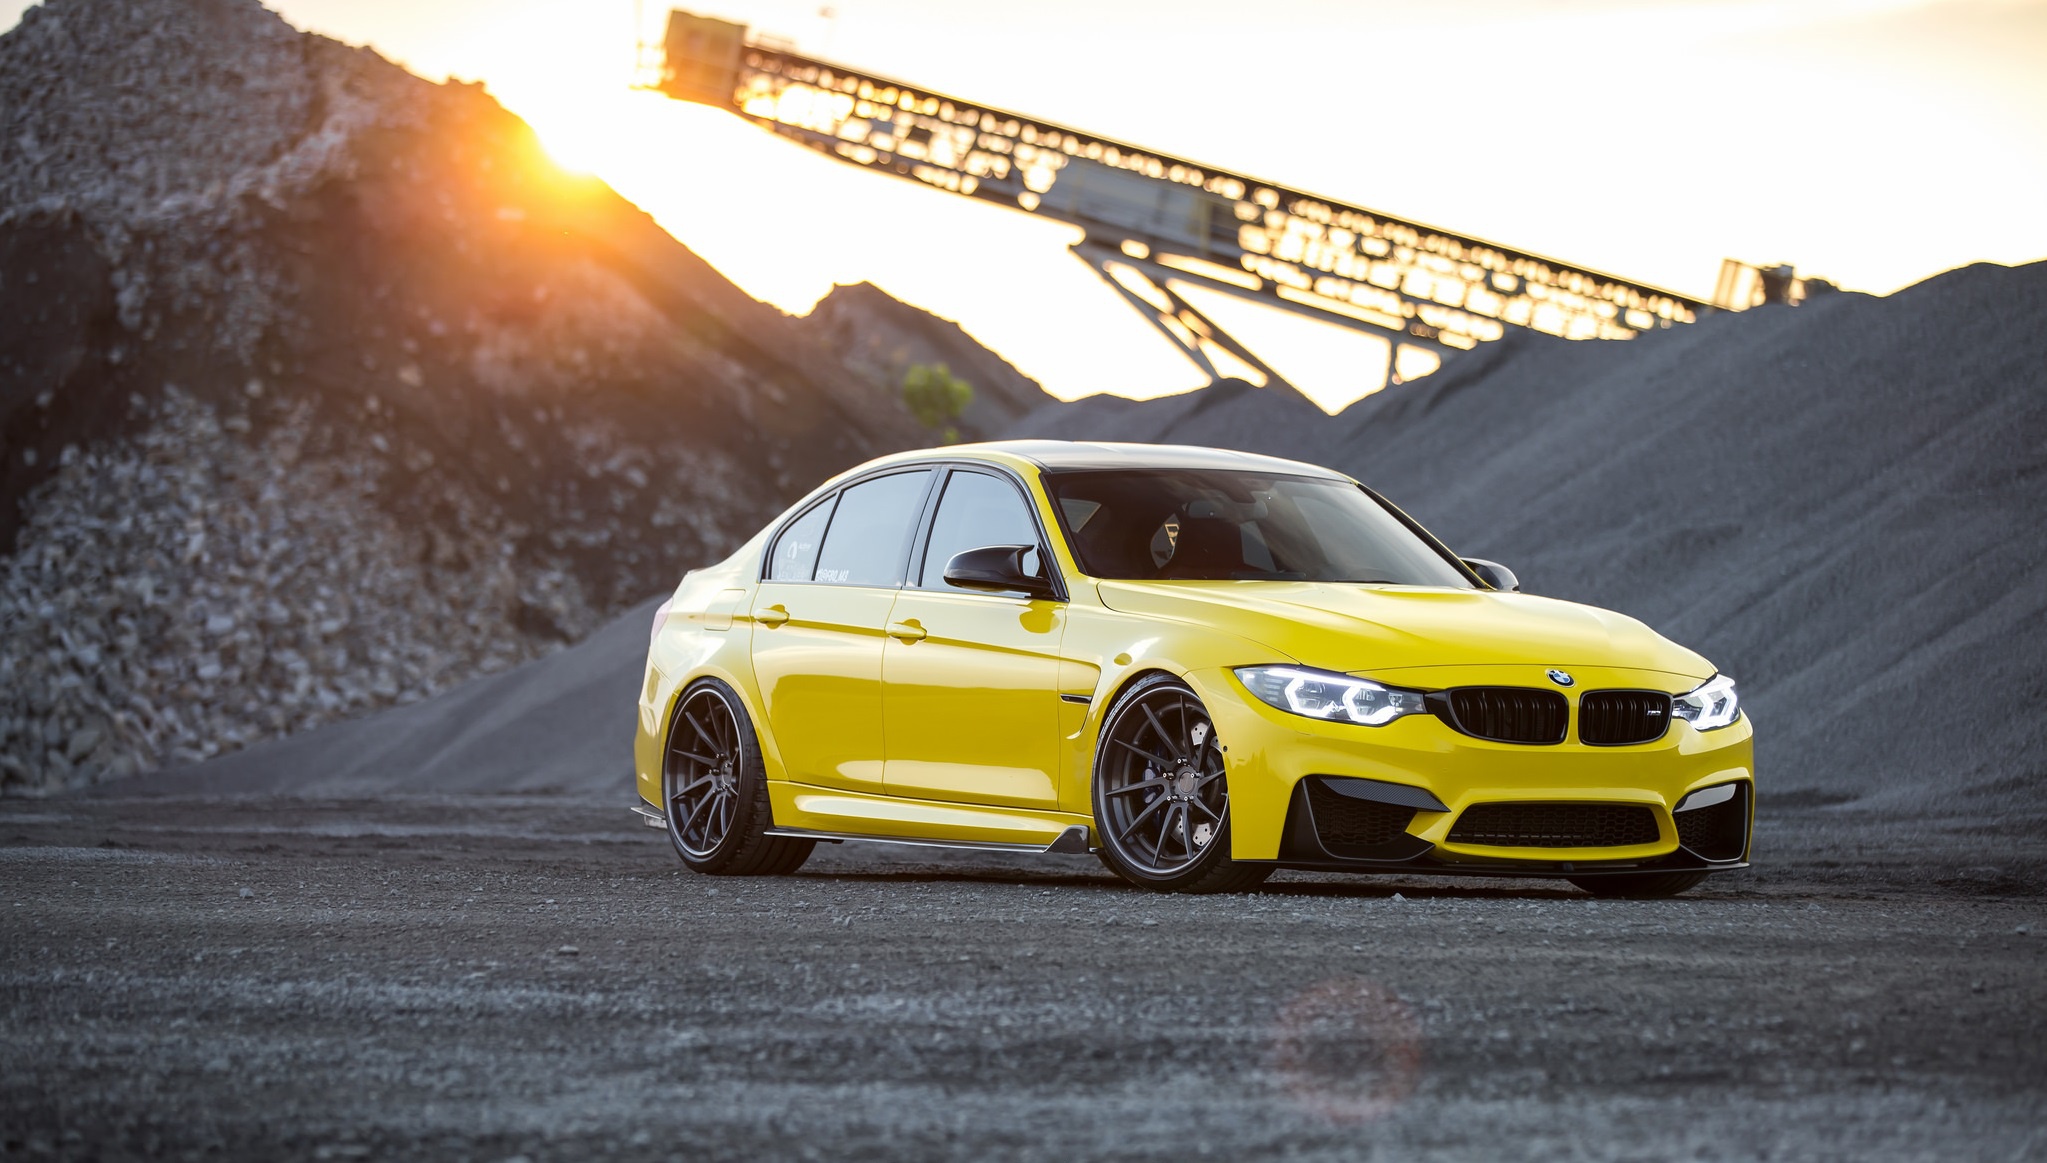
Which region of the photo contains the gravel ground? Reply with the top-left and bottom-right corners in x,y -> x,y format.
3,795 -> 2044,1161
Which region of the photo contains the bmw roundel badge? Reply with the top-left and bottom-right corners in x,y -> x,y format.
1547,669 -> 1575,687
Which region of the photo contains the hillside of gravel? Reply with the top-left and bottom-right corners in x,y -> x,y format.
138,595 -> 656,796
807,281 -> 1049,440
0,0 -> 1047,794
1010,261 -> 2047,819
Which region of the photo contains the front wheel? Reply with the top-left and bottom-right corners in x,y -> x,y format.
662,678 -> 813,876
1092,674 -> 1271,894
1567,871 -> 1709,899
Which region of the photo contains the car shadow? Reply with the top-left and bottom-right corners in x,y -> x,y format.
781,858 -> 1599,901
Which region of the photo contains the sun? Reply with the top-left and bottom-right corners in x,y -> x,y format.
517,89 -> 621,176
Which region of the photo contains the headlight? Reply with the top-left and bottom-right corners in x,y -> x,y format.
1234,666 -> 1427,726
1672,673 -> 1740,731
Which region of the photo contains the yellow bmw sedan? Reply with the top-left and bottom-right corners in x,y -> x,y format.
633,441 -> 1752,897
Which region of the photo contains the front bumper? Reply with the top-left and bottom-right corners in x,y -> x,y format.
1188,664 -> 1755,872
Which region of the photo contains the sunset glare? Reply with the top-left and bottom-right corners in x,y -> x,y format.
7,0 -> 2044,406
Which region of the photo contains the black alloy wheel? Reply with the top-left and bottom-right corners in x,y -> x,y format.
1092,673 -> 1272,894
662,678 -> 813,876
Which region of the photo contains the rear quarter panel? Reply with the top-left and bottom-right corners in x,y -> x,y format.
635,534 -> 769,807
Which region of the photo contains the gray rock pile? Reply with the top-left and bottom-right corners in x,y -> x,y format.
808,281 -> 1050,440
0,0 -> 399,351
0,387 -> 584,787
0,0 -> 1049,794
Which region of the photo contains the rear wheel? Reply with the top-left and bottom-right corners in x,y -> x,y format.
1568,871 -> 1709,899
1092,674 -> 1271,894
662,678 -> 813,876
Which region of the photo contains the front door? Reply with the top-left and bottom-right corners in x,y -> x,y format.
750,469 -> 934,793
882,469 -> 1065,808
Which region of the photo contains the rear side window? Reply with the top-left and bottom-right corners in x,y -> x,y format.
813,470 -> 933,587
767,498 -> 834,581
919,470 -> 1043,590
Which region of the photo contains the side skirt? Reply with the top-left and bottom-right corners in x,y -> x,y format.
766,780 -> 1095,852
637,790 -> 1097,855
764,825 -> 1095,856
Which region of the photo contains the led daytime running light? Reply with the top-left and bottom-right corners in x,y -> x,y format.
1672,673 -> 1740,731
1234,666 -> 1427,727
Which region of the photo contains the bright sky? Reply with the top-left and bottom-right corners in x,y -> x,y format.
9,0 -> 2046,405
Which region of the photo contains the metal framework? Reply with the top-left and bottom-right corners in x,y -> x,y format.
644,10 -> 1736,393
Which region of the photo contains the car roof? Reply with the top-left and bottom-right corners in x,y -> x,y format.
889,440 -> 1352,480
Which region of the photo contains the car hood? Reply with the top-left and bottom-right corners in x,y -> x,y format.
1094,580 -> 1713,680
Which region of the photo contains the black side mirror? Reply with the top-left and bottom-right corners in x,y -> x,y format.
1462,558 -> 1520,593
943,544 -> 1056,599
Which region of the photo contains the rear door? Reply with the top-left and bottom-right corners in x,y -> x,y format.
881,467 -> 1066,809
750,469 -> 934,793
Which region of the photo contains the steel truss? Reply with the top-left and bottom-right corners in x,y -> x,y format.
645,11 -> 1721,393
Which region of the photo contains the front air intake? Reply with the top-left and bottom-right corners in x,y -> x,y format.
1675,783 -> 1750,861
1447,802 -> 1660,848
1578,690 -> 1674,746
1433,687 -> 1569,744
1305,779 -> 1418,855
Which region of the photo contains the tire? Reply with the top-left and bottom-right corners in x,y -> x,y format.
1092,673 -> 1272,895
1567,871 -> 1709,899
662,678 -> 813,876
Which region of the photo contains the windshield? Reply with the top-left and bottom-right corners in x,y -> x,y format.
1044,469 -> 1474,587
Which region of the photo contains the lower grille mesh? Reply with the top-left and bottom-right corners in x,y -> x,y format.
1438,687 -> 1569,744
1448,802 -> 1660,848
1306,780 -> 1417,854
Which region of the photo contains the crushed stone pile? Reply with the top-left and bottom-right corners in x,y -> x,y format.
1,389 -> 571,783
807,281 -> 1049,440
0,0 -> 329,350
138,595 -> 658,796
0,0 -> 1046,794
1012,261 -> 2047,819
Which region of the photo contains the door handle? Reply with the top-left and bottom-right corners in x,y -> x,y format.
756,604 -> 790,628
886,620 -> 927,642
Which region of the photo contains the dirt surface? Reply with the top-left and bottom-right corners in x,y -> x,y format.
4,795 -> 2043,1160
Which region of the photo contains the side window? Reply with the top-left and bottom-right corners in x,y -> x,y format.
767,498 -> 834,581
920,471 -> 1043,590
813,470 -> 933,587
